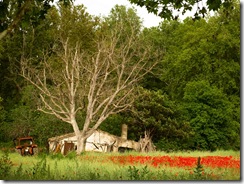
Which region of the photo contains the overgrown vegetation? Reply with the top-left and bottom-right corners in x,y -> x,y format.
0,150 -> 240,180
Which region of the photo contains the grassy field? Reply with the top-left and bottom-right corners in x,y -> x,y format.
0,150 -> 240,180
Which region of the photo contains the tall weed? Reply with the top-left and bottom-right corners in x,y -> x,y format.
31,157 -> 51,180
127,165 -> 150,180
0,152 -> 13,178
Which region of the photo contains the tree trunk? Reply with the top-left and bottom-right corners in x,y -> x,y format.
71,118 -> 86,154
76,135 -> 86,154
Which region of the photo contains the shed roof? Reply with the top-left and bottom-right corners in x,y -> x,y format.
48,129 -> 121,142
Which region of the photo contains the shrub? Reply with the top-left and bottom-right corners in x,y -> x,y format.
0,152 -> 13,178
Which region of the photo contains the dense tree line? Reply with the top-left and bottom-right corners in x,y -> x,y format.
0,0 -> 240,151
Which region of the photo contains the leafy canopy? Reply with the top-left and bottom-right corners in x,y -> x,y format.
128,0 -> 235,20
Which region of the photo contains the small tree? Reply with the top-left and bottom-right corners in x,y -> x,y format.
21,5 -> 159,154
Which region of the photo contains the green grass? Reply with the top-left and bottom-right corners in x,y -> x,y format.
0,150 -> 240,180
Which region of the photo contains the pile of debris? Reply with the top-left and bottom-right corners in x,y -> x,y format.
138,131 -> 156,152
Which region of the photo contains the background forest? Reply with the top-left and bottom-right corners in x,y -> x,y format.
0,0 -> 240,152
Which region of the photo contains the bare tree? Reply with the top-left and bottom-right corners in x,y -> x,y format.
21,18 -> 159,154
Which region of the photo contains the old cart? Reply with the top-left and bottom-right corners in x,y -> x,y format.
14,137 -> 38,156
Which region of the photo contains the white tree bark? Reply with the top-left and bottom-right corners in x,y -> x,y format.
21,20 -> 159,154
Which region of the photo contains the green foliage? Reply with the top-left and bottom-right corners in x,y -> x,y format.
0,97 -> 7,141
1,85 -> 73,145
105,5 -> 142,36
194,157 -> 204,179
0,0 -> 73,40
49,152 -> 65,160
56,3 -> 97,50
0,5 -> 59,110
99,114 -> 126,137
0,152 -> 13,178
161,4 -> 240,100
65,151 -> 77,160
31,157 -> 51,180
128,88 -> 193,150
140,27 -> 165,91
88,170 -> 101,180
128,165 -> 140,180
152,3 -> 240,151
127,165 -> 150,180
128,0 -> 237,20
155,138 -> 190,152
183,80 -> 240,150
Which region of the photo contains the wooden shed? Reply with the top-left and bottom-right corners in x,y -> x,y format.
48,124 -> 140,155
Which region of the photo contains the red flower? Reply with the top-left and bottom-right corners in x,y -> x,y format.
107,155 -> 240,170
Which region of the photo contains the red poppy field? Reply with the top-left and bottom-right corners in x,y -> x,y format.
77,151 -> 240,180
109,155 -> 240,169
0,150 -> 240,180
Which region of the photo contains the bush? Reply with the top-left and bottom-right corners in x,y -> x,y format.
0,152 -> 13,178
